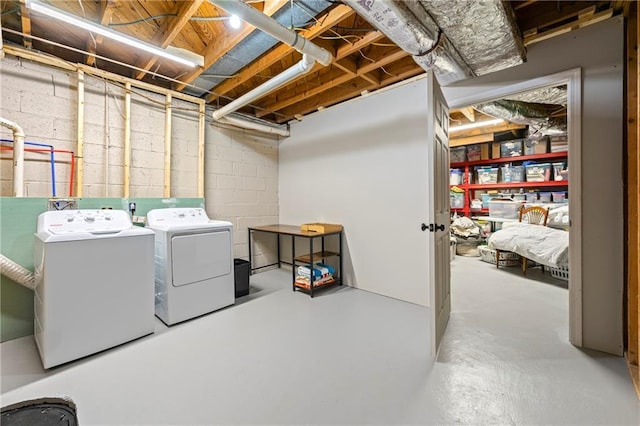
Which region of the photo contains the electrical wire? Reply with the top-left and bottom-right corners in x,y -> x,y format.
110,14 -> 178,27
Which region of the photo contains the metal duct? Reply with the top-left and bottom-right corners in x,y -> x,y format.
504,86 -> 567,106
417,0 -> 525,76
474,99 -> 567,139
343,0 -> 473,85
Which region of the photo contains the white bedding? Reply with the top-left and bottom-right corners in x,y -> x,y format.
488,222 -> 569,268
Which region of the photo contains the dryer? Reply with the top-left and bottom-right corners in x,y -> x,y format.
34,210 -> 155,369
146,208 -> 234,325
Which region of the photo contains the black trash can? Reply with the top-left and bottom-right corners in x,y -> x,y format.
234,259 -> 250,298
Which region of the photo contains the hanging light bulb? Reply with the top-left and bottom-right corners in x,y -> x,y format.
229,15 -> 241,29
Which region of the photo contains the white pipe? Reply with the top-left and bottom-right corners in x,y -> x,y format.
0,117 -> 26,197
0,254 -> 35,290
216,116 -> 290,137
212,54 -> 315,120
208,0 -> 333,66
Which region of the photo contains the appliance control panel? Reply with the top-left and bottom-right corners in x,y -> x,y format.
38,210 -> 132,234
147,208 -> 210,226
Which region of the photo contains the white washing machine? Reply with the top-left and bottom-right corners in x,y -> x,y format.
33,209 -> 155,369
146,208 -> 234,325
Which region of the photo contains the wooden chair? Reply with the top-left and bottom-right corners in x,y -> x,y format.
495,205 -> 549,273
518,206 -> 549,274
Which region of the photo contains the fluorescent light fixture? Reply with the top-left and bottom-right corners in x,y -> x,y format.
28,0 -> 202,68
450,118 -> 504,133
229,14 -> 241,29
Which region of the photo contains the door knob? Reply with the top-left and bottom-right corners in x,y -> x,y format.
421,223 -> 428,231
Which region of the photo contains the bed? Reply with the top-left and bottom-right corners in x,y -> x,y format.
488,221 -> 569,270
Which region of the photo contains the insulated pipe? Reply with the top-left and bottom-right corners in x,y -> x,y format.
208,0 -> 333,66
0,117 -> 25,197
0,254 -> 35,290
212,54 -> 315,121
216,116 -> 290,137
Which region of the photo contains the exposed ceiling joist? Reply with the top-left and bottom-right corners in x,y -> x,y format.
133,0 -> 204,80
451,122 -> 527,139
524,7 -> 613,46
175,0 -> 290,91
204,4 -> 355,104
86,0 -> 116,66
19,0 -> 32,49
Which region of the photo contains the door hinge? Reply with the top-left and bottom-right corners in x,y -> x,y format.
422,223 -> 445,232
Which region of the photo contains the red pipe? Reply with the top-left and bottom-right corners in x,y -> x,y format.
0,147 -> 76,197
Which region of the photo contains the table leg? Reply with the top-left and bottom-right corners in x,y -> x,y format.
339,232 -> 343,285
277,234 -> 281,268
309,237 -> 314,298
292,236 -> 296,292
248,229 -> 253,275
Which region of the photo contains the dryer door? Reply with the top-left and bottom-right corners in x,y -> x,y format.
171,230 -> 232,287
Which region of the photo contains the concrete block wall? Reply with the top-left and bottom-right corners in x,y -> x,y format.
0,55 -> 201,198
205,124 -> 279,264
1,54 -> 280,261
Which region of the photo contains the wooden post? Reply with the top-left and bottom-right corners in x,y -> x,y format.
198,102 -> 205,198
76,70 -> 85,197
123,82 -> 131,198
164,93 -> 172,197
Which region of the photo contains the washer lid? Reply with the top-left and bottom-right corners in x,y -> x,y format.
36,210 -> 153,241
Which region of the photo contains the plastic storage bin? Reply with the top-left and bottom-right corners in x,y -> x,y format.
450,191 -> 464,208
525,192 -> 538,203
466,144 -> 482,161
450,146 -> 466,163
525,163 -> 552,182
450,168 -> 463,185
524,138 -> 548,155
476,167 -> 499,184
488,199 -> 524,219
234,259 -> 250,298
552,192 -> 566,203
539,192 -> 552,202
500,165 -> 525,183
500,140 -> 523,157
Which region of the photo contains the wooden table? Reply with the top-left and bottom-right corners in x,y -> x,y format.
247,224 -> 343,297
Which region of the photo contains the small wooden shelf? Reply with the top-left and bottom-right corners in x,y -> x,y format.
294,251 -> 339,263
294,278 -> 337,290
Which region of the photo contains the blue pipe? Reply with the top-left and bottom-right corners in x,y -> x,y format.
1,139 -> 56,197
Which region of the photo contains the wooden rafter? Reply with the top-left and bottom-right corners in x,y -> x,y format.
175,0 -> 290,91
133,0 -> 204,80
257,48 -> 409,118
19,0 -> 32,48
523,7 -> 613,46
451,122 -> 526,139
86,0 -> 116,66
459,107 -> 476,122
204,4 -> 355,103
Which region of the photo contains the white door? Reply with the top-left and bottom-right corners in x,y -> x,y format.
427,74 -> 451,355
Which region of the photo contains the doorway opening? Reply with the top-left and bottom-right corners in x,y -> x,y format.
445,69 -> 582,346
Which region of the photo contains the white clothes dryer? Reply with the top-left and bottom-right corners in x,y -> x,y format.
146,208 -> 234,325
34,210 -> 155,369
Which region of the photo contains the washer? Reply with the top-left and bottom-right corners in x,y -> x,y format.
33,209 -> 155,369
146,208 -> 234,325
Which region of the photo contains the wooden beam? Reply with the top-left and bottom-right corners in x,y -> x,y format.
164,93 -> 172,198
133,0 -> 204,80
450,134 -> 494,147
513,0 -> 537,11
76,70 -> 85,197
175,0 -> 290,91
459,107 -> 476,122
450,122 -> 526,139
86,0 -> 116,66
257,49 -> 408,117
19,0 -> 31,49
204,4 -> 355,102
524,8 -> 614,46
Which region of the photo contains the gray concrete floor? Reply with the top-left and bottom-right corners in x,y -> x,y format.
1,257 -> 639,424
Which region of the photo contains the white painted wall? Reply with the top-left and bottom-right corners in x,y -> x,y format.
444,18 -> 625,355
0,55 -> 280,259
279,77 -> 432,307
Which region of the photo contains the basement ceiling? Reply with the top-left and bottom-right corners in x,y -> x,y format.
0,0 -> 622,125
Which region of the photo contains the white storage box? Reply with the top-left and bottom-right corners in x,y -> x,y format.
488,199 -> 524,219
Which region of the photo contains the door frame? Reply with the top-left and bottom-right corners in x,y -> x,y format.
446,68 -> 583,346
